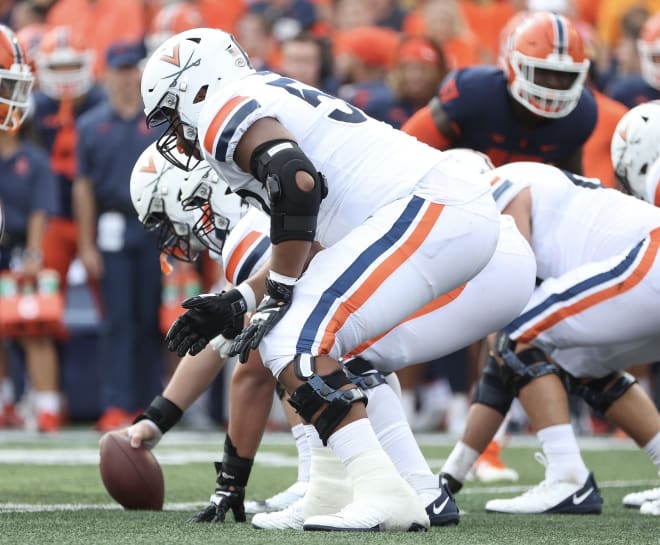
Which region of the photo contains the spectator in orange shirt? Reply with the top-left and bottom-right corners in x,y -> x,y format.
46,0 -> 145,77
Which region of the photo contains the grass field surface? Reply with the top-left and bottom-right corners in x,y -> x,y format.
0,430 -> 658,545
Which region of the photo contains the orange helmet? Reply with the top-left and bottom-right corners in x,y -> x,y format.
16,24 -> 47,75
0,24 -> 34,131
498,11 -> 532,68
146,3 -> 204,56
36,26 -> 94,100
638,13 -> 660,91
503,11 -> 590,118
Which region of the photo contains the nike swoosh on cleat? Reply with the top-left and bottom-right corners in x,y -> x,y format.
572,487 -> 594,505
432,497 -> 450,514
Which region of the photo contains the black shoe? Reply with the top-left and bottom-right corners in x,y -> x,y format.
426,481 -> 460,526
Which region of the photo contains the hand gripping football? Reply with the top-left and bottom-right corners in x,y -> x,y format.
99,431 -> 164,510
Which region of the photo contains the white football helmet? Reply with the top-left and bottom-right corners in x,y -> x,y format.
130,142 -> 205,262
439,148 -> 495,179
611,100 -> 660,202
141,27 -> 254,170
35,26 -> 94,100
179,164 -> 248,255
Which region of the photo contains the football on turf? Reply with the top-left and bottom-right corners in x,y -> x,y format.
99,431 -> 164,510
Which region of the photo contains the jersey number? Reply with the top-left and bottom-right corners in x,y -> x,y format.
266,77 -> 367,124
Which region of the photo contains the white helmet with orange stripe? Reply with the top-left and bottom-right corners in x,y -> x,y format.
130,142 -> 206,262
141,28 -> 254,171
0,23 -> 34,132
35,25 -> 94,100
611,100 -> 660,203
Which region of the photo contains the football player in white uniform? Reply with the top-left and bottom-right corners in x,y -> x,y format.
138,27 -> 526,531
441,101 -> 660,516
127,143 -> 536,528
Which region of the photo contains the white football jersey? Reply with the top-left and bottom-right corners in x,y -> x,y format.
488,162 -> 660,279
645,155 -> 660,207
220,207 -> 271,286
197,71 -> 487,248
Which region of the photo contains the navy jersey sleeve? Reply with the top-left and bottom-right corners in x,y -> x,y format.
436,67 -> 492,129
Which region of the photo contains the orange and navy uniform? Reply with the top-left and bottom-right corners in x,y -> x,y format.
30,86 -> 106,287
402,65 -> 598,167
605,74 -> 660,110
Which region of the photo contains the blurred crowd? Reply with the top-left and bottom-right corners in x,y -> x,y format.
0,0 -> 659,435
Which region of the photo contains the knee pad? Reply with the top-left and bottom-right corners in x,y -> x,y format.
472,356 -> 515,416
288,354 -> 367,445
343,357 -> 387,391
566,371 -> 637,414
493,331 -> 559,395
250,139 -> 327,244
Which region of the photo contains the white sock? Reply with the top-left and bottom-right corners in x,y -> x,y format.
442,440 -> 480,482
292,423 -> 311,482
400,389 -> 416,426
365,383 -> 432,478
327,418 -> 380,464
304,424 -> 323,449
537,424 -> 589,483
34,391 -> 60,414
643,431 -> 660,469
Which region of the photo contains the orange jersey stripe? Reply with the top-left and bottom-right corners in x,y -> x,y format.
225,230 -> 263,285
318,202 -> 445,354
344,283 -> 465,358
518,228 -> 660,344
203,95 -> 249,156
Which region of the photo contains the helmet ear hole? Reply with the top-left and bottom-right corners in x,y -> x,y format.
193,85 -> 207,104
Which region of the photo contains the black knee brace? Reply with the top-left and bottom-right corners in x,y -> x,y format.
343,357 -> 387,391
566,371 -> 637,414
288,354 -> 367,445
493,331 -> 559,395
472,356 -> 515,416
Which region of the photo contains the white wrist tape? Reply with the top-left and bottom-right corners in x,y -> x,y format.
269,271 -> 298,285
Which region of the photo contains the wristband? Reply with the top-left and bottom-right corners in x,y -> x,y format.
235,283 -> 257,312
268,270 -> 298,286
133,395 -> 183,434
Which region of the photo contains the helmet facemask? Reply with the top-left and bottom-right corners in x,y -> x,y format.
0,68 -> 33,131
509,51 -> 589,118
146,91 -> 202,171
156,216 -> 203,263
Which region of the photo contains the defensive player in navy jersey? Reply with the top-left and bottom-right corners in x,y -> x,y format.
606,13 -> 660,109
402,11 -> 597,174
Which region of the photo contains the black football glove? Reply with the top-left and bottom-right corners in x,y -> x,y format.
165,289 -> 247,357
228,278 -> 294,363
189,462 -> 246,523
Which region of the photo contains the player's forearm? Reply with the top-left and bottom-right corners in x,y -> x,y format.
162,344 -> 225,411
